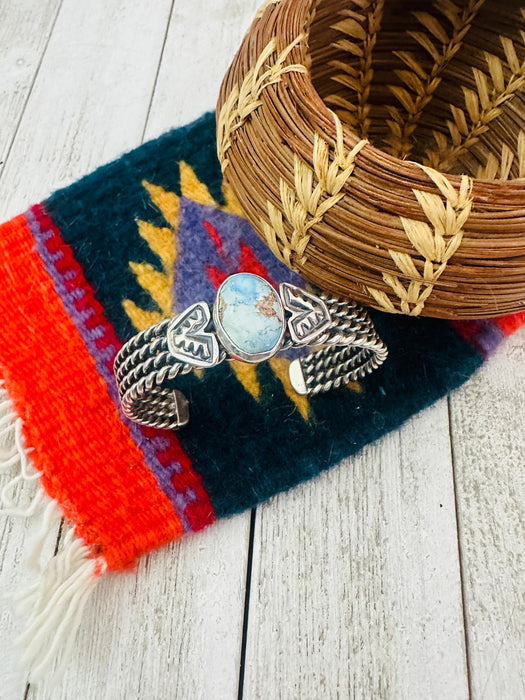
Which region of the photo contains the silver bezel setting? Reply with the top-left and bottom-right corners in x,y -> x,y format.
213,273 -> 286,363
114,274 -> 388,429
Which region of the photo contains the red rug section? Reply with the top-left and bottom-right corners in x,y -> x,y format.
31,203 -> 215,534
0,213 -> 184,570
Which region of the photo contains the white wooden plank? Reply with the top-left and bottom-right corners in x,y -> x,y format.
0,434 -> 60,698
0,0 -> 173,221
243,402 -> 470,699
0,0 -> 62,177
27,516 -> 250,700
0,2 -> 66,697
449,328 -> 525,700
0,0 -> 176,691
3,1 -> 522,699
0,1 -> 254,698
144,0 -> 262,138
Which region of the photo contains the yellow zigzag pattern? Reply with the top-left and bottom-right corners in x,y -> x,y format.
122,161 -> 310,420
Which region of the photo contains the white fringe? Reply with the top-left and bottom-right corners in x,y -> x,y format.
1,381 -> 107,683
26,497 -> 64,571
0,382 -> 43,517
14,530 -> 107,681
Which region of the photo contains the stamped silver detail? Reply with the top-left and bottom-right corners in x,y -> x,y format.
114,274 -> 388,429
167,302 -> 219,368
280,283 -> 331,345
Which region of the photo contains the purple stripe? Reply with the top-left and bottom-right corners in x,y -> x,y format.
26,208 -> 194,532
472,320 -> 506,358
452,319 -> 506,359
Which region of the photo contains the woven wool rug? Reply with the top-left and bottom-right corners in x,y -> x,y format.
1,111 -> 524,679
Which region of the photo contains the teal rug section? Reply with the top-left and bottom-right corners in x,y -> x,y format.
44,112 -> 484,518
46,113 -> 225,340
175,311 -> 481,515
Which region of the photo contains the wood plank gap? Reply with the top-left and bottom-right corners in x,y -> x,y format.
237,507 -> 257,700
140,0 -> 177,144
52,518 -> 65,556
20,513 -> 65,698
0,0 -> 64,184
447,394 -> 474,700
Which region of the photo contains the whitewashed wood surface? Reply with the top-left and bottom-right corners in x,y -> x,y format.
0,1 -> 523,698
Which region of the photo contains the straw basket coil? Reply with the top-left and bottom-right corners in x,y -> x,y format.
217,0 -> 525,319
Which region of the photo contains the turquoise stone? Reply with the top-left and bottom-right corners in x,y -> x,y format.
214,273 -> 284,360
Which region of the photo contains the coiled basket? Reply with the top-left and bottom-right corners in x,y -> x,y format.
217,0 -> 525,318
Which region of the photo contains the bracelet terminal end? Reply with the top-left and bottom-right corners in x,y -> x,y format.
173,390 -> 190,428
289,358 -> 308,396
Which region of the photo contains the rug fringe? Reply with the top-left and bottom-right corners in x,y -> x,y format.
0,381 -> 43,517
1,380 -> 107,683
14,528 -> 107,681
26,497 -> 64,571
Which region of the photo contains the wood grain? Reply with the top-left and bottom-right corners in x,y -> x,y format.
0,0 -> 62,183
144,0 -> 263,138
0,1 -> 255,698
243,402 -> 470,699
450,330 -> 525,700
0,1 -> 524,699
27,518 -> 250,700
0,0 -> 173,220
0,2 -> 67,696
0,407 -> 59,697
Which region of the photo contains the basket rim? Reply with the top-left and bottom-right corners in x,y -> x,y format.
216,0 -> 525,320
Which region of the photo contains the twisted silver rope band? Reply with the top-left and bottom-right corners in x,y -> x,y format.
287,294 -> 387,396
114,283 -> 388,430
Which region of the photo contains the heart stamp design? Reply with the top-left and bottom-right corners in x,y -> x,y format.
167,302 -> 220,367
280,283 -> 331,345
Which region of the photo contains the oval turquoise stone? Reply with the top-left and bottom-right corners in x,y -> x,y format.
215,273 -> 284,359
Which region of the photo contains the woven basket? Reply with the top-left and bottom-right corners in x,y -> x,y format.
217,0 -> 525,319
